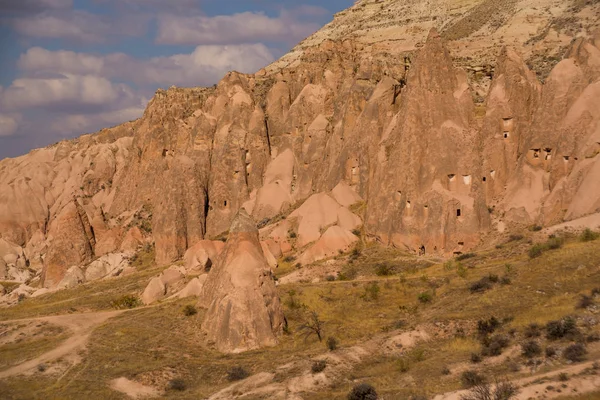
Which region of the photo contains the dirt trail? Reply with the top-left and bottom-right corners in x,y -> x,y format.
433,360 -> 600,400
0,309 -> 124,379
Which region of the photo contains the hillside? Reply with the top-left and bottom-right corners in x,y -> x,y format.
1,0 -> 600,398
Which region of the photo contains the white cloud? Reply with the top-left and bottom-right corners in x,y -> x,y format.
156,10 -> 322,46
1,74 -> 140,111
18,44 -> 276,87
0,0 -> 72,14
0,114 -> 21,137
12,9 -> 149,43
49,105 -> 145,135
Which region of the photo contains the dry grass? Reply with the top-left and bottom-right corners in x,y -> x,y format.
1,236 -> 599,399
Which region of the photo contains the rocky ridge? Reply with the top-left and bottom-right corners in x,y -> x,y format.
0,0 -> 599,298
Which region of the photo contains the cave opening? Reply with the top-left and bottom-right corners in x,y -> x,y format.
457,209 -> 461,217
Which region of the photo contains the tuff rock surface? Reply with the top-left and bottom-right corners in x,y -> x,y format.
0,0 -> 599,291
198,210 -> 285,353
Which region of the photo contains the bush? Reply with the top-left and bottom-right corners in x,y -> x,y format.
111,295 -> 141,309
347,383 -> 378,400
456,253 -> 476,261
587,333 -> 600,343
580,228 -> 599,242
477,317 -> 501,336
227,366 -> 250,381
471,353 -> 482,363
521,340 -> 542,358
183,305 -> 197,316
508,234 -> 524,242
375,263 -> 394,276
289,231 -> 297,239
545,346 -> 556,357
397,357 -> 410,372
524,323 -> 541,338
325,275 -> 336,282
528,244 -> 545,259
558,372 -> 569,381
563,343 -> 587,362
311,360 -> 327,373
460,380 -> 519,400
37,363 -> 47,372
418,291 -> 433,303
461,370 -> 486,388
327,336 -> 339,351
442,366 -> 451,375
352,228 -> 362,236
167,379 -> 186,391
530,225 -> 543,232
546,317 -> 579,340
470,277 -> 493,293
481,335 -> 510,357
545,237 -> 563,250
576,295 -> 594,309
362,282 -> 380,301
283,255 -> 296,263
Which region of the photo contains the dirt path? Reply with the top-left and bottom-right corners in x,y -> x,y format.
0,309 -> 124,379
433,360 -> 600,400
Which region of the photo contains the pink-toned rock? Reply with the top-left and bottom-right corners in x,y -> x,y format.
263,239 -> 282,259
299,226 -> 358,265
331,182 -> 363,207
289,193 -> 341,247
159,266 -> 186,287
337,207 -> 362,231
120,227 -> 144,253
176,275 -> 208,298
184,240 -> 224,272
252,149 -> 295,221
199,210 -> 285,353
141,277 -> 166,305
261,241 -> 278,269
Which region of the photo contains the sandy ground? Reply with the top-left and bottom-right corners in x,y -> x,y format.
0,309 -> 123,379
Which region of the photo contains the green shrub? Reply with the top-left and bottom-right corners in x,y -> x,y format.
227,366 -> 250,381
418,291 -> 433,303
477,317 -> 500,336
283,255 -> 296,263
311,360 -> 327,373
327,336 -> 339,351
559,372 -> 569,381
183,304 -> 197,316
580,228 -> 599,242
546,317 -> 579,340
470,277 -> 493,293
524,323 -> 541,338
545,236 -> 563,250
375,263 -> 394,276
111,295 -> 141,309
325,275 -> 336,282
508,234 -> 524,242
456,253 -> 476,261
528,244 -> 545,259
563,343 -> 587,362
470,353 -> 482,363
545,346 -> 556,357
481,335 -> 509,357
347,383 -> 378,400
361,282 -> 380,301
576,295 -> 594,309
521,340 -> 542,358
461,370 -> 486,388
530,225 -> 543,232
167,379 -> 186,391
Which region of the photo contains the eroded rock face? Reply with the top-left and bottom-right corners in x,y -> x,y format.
199,210 -> 284,353
1,0 -> 600,275
42,201 -> 95,288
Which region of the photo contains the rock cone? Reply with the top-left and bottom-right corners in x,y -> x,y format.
199,209 -> 284,353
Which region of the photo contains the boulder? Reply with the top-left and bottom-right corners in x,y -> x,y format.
288,193 -> 342,247
159,265 -> 186,287
199,210 -> 285,353
299,226 -> 359,265
261,241 -> 278,269
176,275 -> 207,299
141,277 -> 166,305
120,227 -> 144,253
85,253 -> 130,281
331,182 -> 363,207
57,266 -> 85,289
183,240 -> 224,272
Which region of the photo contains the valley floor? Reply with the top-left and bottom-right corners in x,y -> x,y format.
1,231 -> 600,399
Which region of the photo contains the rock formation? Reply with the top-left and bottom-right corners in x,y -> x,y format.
198,210 -> 285,353
0,0 -> 599,287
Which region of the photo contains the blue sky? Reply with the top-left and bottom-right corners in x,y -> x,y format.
0,0 -> 353,159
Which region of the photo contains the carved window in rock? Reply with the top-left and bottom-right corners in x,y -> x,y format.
544,148 -> 552,161
456,209 -> 462,217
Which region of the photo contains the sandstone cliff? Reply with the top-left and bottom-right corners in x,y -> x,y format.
0,0 -> 599,288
